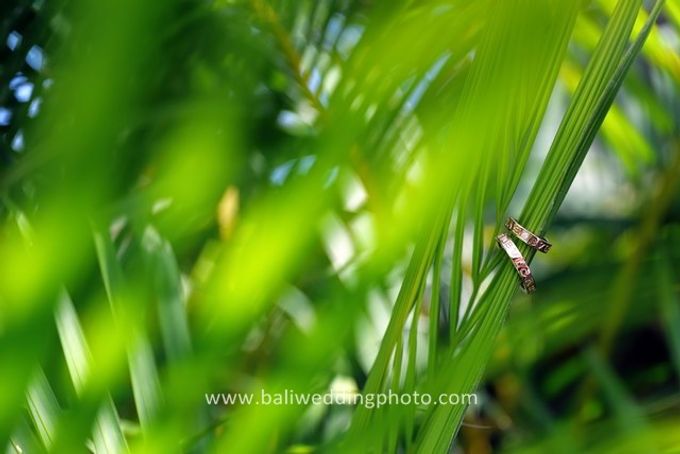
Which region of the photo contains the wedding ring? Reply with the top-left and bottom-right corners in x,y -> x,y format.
496,233 -> 536,293
505,217 -> 551,253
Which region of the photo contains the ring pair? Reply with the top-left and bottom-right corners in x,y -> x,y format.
496,217 -> 551,293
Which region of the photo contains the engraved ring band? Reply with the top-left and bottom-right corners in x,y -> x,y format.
496,233 -> 537,294
505,217 -> 552,253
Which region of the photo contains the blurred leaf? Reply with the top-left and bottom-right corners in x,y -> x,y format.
94,230 -> 161,431
656,250 -> 680,385
54,292 -> 128,453
25,369 -> 59,449
141,226 -> 192,362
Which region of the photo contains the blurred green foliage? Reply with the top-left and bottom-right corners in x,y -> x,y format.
1,0 -> 679,452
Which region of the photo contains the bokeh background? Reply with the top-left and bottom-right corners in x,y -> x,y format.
1,0 -> 679,452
